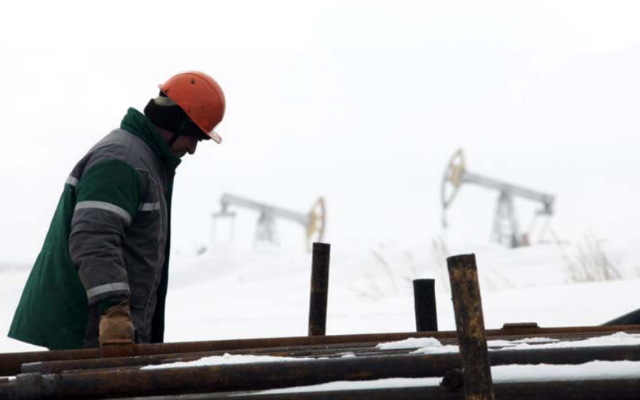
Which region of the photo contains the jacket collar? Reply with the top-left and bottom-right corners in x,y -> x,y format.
120,108 -> 182,172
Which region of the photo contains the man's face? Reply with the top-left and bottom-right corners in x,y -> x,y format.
171,136 -> 200,158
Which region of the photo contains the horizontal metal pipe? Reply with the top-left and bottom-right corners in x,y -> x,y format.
0,381 -> 17,400
21,333 -> 640,375
603,308 -> 640,326
14,354 -> 455,399
22,340 -> 406,374
3,325 -> 640,377
14,344 -> 640,399
0,348 -> 99,378
102,378 -> 640,400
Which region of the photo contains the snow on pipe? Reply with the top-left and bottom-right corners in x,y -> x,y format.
0,332 -> 456,377
95,379 -> 640,400
413,279 -> 438,332
9,347 -> 640,400
447,253 -> 495,400
308,243 -> 331,336
20,343 -> 640,376
4,325 -> 640,378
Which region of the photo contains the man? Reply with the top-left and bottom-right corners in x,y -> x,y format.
9,71 -> 226,350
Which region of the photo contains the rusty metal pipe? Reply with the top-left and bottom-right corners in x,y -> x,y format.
20,342 -> 378,374
102,378 -> 640,400
0,381 -> 17,400
14,344 -> 640,399
448,254 -> 495,400
110,386 -> 460,400
308,242 -> 331,336
413,278 -> 438,332
21,343 -> 640,376
4,325 -> 640,377
13,355 -> 449,399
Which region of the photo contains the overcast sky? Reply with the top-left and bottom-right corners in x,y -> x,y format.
1,1 -> 640,262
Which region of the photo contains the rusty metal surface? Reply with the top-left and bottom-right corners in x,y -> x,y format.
0,380 -> 17,400
308,242 -> 330,336
21,340 -> 640,376
104,378 -> 640,400
448,253 -> 495,400
100,341 -> 136,358
0,348 -> 100,379
13,344 -> 640,399
110,386 -> 461,400
4,325 -> 640,377
413,279 -> 438,332
23,353 -> 461,398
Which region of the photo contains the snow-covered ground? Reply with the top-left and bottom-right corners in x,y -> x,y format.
1,238 -> 638,353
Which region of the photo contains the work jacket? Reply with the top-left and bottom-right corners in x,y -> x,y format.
9,108 -> 181,350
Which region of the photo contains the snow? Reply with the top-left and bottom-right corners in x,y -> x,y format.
262,377 -> 443,394
143,353 -> 311,370
141,332 -> 640,371
490,332 -> 640,351
376,332 -> 640,355
376,337 -> 445,350
260,361 -> 640,394
491,361 -> 640,383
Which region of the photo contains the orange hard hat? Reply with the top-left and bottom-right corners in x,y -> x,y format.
159,71 -> 226,143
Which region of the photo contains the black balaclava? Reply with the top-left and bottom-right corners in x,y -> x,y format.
144,91 -> 210,147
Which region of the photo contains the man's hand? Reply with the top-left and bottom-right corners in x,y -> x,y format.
99,300 -> 134,346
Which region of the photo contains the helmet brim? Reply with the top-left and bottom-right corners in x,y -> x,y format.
207,129 -> 222,144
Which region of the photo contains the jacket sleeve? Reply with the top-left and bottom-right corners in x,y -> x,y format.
69,159 -> 144,305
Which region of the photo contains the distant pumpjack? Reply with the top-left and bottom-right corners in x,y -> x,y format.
213,194 -> 326,251
441,149 -> 555,248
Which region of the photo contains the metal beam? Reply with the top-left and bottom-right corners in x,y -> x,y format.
102,379 -> 640,400
220,194 -> 309,225
462,172 -> 554,211
11,345 -> 640,399
20,343 -> 640,376
4,325 -> 640,377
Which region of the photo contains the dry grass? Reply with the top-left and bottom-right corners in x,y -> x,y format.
556,230 -> 621,283
431,236 -> 451,294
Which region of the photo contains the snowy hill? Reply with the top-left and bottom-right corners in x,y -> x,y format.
2,238 -> 638,353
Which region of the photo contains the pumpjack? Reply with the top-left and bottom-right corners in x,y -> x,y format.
441,149 -> 555,248
213,193 -> 326,251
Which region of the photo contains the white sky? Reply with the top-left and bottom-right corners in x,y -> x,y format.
2,1 -> 640,262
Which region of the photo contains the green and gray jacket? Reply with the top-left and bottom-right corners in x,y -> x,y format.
9,108 -> 181,350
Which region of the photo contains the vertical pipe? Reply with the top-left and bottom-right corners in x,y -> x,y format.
413,279 -> 438,332
308,242 -> 331,336
447,254 -> 495,400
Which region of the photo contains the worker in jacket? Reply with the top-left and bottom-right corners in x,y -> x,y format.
8,71 -> 226,350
